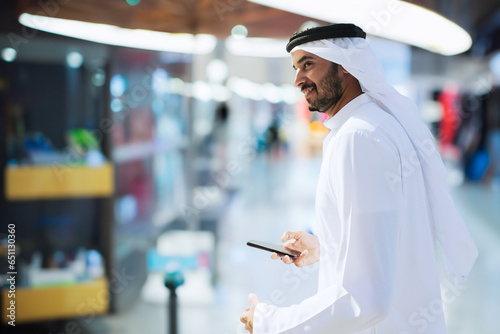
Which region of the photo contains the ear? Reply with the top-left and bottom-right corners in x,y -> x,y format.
339,65 -> 349,75
338,65 -> 357,84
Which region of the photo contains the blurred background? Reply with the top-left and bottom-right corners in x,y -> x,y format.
0,0 -> 499,333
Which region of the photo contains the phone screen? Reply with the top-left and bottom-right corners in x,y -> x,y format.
247,240 -> 302,259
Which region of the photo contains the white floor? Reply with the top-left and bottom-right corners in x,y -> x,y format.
85,153 -> 500,334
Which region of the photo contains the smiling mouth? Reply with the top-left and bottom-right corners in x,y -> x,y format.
302,86 -> 316,99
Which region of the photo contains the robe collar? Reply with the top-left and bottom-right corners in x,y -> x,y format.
323,93 -> 371,132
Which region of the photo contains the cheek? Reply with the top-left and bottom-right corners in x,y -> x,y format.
313,77 -> 323,91
308,75 -> 320,88
312,71 -> 327,88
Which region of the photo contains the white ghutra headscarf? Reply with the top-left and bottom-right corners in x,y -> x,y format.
291,36 -> 478,286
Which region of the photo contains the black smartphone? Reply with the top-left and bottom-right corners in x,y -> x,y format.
247,240 -> 302,259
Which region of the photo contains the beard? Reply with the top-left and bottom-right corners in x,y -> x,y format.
306,63 -> 344,113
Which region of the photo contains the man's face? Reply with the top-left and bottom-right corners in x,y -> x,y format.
291,50 -> 344,113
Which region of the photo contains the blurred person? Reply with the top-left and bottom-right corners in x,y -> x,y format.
454,92 -> 491,182
212,102 -> 230,166
264,114 -> 283,159
437,85 -> 461,158
240,23 -> 477,334
485,88 -> 500,188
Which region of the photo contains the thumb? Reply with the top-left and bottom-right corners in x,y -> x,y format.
295,249 -> 309,267
248,293 -> 261,305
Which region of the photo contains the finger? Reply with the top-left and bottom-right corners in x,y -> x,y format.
282,240 -> 297,250
282,255 -> 294,264
298,249 -> 309,260
282,230 -> 304,243
295,249 -> 309,267
248,293 -> 261,305
240,308 -> 249,319
270,252 -> 281,260
280,231 -> 293,242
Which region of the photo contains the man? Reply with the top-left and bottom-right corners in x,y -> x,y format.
240,23 -> 477,333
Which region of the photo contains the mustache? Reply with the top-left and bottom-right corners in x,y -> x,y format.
301,83 -> 316,92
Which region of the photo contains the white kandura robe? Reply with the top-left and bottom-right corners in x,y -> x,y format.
253,94 -> 450,334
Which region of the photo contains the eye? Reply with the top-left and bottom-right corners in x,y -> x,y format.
303,61 -> 312,69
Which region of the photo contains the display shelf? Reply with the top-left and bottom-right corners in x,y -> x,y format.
113,139 -> 186,164
1,277 -> 109,324
5,163 -> 114,200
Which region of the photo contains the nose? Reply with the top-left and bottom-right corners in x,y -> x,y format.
294,69 -> 306,88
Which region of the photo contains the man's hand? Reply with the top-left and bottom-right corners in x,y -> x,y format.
271,231 -> 320,267
240,294 -> 261,333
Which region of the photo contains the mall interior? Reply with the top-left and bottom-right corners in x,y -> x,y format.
0,0 -> 500,333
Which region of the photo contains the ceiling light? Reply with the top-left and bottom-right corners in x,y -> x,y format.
262,83 -> 282,103
126,0 -> 141,5
193,81 -> 212,101
91,69 -> 106,87
212,84 -> 230,102
110,98 -> 124,113
1,48 -> 17,62
66,51 -> 83,68
18,13 -> 216,55
226,37 -> 289,58
227,77 -> 263,101
231,25 -> 248,39
168,78 -> 185,95
206,59 -> 229,83
110,74 -> 127,97
248,0 -> 472,56
152,68 -> 169,94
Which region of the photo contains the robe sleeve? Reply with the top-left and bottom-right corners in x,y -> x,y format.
253,130 -> 402,334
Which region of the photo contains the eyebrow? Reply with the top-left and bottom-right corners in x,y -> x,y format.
292,55 -> 314,70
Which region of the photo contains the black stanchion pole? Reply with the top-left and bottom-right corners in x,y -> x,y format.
164,271 -> 184,334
